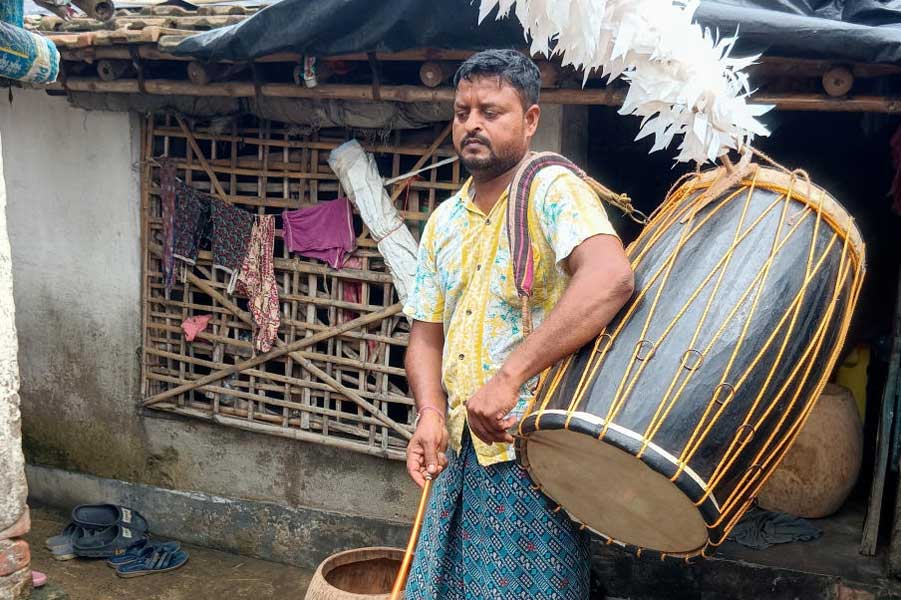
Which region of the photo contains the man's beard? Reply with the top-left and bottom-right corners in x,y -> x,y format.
458,135 -> 524,182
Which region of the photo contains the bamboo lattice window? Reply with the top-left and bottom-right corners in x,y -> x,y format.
140,113 -> 460,460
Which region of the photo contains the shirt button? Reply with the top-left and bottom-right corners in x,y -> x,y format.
465,309 -> 472,316
458,353 -> 465,360
476,264 -> 482,271
485,218 -> 491,225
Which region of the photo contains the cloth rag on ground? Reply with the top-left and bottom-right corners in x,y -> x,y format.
237,215 -> 280,353
405,429 -> 591,599
727,508 -> 823,550
282,197 -> 356,269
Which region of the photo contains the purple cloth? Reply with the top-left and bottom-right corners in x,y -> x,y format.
282,197 -> 356,269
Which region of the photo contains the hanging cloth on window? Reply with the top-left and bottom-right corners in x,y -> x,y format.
210,198 -> 255,293
237,215 -> 280,353
282,197 -> 356,270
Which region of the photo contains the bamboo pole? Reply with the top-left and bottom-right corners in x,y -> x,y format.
71,0 -> 115,21
142,301 -> 401,406
143,256 -> 410,439
419,62 -> 456,88
48,77 -> 901,112
153,403 -> 406,460
861,264 -> 901,555
389,122 -> 453,203
175,114 -> 228,199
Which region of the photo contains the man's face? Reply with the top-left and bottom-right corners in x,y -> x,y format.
452,76 -> 540,182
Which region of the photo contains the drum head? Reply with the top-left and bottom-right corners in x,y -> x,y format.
526,429 -> 709,554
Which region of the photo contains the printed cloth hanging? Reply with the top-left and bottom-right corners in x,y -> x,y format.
172,182 -> 211,267
170,181 -> 254,293
210,198 -> 255,293
282,197 -> 356,269
237,215 -> 280,353
159,159 -> 178,294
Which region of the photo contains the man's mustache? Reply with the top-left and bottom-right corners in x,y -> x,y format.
462,134 -> 491,148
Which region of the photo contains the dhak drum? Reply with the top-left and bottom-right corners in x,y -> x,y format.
516,163 -> 865,561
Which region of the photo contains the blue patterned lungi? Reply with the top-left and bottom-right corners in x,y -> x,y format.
405,430 -> 591,599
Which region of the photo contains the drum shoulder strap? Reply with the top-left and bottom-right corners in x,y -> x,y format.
506,151 -> 586,300
506,152 -> 586,337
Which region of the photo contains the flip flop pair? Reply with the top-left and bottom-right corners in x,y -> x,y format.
115,544 -> 189,578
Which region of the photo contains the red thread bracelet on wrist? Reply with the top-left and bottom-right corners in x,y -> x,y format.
415,405 -> 446,426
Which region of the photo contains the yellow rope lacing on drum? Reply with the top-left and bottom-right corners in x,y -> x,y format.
635,169 -> 761,458
531,173 -> 709,425
712,268 -> 860,532
549,174 -> 791,427
694,172 -> 864,518
668,203 -> 822,473
596,184 -> 798,441
689,177 -> 823,497
716,266 -> 865,532
709,233 -> 861,523
523,147 -> 865,550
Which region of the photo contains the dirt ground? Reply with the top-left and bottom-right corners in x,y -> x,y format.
25,505 -> 314,600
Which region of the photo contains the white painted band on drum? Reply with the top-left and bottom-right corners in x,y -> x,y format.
537,409 -> 720,511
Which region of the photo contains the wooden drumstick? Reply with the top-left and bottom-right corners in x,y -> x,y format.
389,477 -> 433,600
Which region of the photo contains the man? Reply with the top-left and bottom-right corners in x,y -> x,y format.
403,49 -> 634,598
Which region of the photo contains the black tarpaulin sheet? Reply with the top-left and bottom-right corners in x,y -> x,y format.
174,0 -> 901,64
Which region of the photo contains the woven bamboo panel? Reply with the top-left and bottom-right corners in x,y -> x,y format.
140,113 -> 459,460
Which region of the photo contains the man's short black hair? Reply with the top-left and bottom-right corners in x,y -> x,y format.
453,49 -> 541,108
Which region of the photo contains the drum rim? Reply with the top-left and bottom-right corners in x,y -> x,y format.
517,409 -> 725,558
678,165 -> 865,268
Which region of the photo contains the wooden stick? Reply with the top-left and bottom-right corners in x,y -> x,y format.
49,76 -> 901,113
143,300 -> 401,406
96,59 -> 129,81
143,258 -> 409,438
419,62 -> 456,88
861,263 -> 901,555
153,403 -> 406,460
390,479 -> 432,600
389,122 -> 453,204
139,114 -> 153,398
71,0 -> 114,21
187,61 -> 225,86
822,66 -> 854,98
175,114 -> 228,200
47,78 -> 624,106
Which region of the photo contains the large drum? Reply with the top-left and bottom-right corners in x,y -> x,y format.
516,164 -> 865,561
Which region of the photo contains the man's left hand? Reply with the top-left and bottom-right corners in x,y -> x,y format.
466,372 -> 521,445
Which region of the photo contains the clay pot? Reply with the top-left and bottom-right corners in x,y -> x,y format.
304,547 -> 404,600
758,384 -> 863,518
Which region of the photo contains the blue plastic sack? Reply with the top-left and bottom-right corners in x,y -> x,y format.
0,22 -> 59,84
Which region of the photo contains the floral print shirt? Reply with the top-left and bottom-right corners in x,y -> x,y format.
404,166 -> 619,466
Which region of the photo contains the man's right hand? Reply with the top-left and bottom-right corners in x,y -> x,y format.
406,410 -> 449,487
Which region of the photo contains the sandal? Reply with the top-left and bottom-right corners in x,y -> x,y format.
71,504 -> 148,534
46,523 -> 78,550
73,525 -> 145,558
115,547 -> 189,578
107,539 -> 181,568
50,525 -> 94,561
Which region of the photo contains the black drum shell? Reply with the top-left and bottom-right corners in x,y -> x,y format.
517,165 -> 865,561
